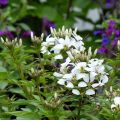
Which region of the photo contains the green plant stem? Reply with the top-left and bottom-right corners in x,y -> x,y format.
9,48 -> 32,99
66,0 -> 73,19
10,49 -> 25,80
77,96 -> 83,120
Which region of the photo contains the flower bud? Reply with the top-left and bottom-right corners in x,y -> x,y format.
118,40 -> 120,51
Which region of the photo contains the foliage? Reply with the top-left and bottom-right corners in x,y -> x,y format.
0,0 -> 120,120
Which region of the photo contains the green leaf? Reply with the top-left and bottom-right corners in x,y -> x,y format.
5,111 -> 40,119
18,23 -> 31,31
0,80 -> 8,89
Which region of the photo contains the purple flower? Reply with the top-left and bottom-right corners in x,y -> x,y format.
43,17 -> 56,29
106,28 -> 115,36
105,3 -> 113,8
112,38 -> 118,49
93,30 -> 103,35
102,36 -> 110,45
106,0 -> 111,2
0,0 -> 8,8
21,31 -> 33,38
98,47 -> 109,54
0,30 -> 14,39
115,30 -> 120,37
0,31 -> 5,36
108,20 -> 116,29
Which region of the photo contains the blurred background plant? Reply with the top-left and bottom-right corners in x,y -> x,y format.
0,0 -> 120,120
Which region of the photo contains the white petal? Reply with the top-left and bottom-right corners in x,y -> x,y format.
51,44 -> 64,51
90,72 -> 97,82
52,49 -> 61,54
67,51 -> 74,60
97,65 -> 105,73
76,73 -> 87,80
72,89 -> 80,95
114,97 -> 120,105
66,82 -> 74,88
58,38 -> 64,44
65,57 -> 71,63
65,36 -> 71,46
111,104 -> 116,109
78,81 -> 87,87
53,72 -> 63,77
77,62 -> 87,68
54,54 -> 63,59
46,37 -> 55,42
63,74 -> 73,80
100,75 -> 108,84
57,79 -> 65,85
83,74 -> 89,83
92,83 -> 99,88
30,31 -> 34,39
85,89 -> 95,95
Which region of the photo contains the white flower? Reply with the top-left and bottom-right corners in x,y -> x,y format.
73,17 -> 94,31
114,97 -> 120,105
41,36 -> 55,54
85,89 -> 95,95
72,89 -> 80,95
66,82 -> 74,88
78,81 -> 87,87
87,8 -> 101,23
41,27 -> 85,61
53,72 -> 63,77
100,75 -> 108,85
54,54 -> 63,59
60,57 -> 74,74
111,96 -> 120,110
57,79 -> 65,85
51,36 -> 72,53
43,27 -> 110,96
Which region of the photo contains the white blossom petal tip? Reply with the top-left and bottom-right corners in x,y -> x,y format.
85,89 -> 95,95
66,82 -> 74,88
72,89 -> 80,95
78,81 -> 87,87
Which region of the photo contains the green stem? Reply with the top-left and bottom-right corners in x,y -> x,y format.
10,49 -> 25,80
9,48 -> 32,99
66,0 -> 73,19
77,96 -> 83,120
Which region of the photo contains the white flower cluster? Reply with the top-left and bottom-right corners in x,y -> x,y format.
111,96 -> 120,111
41,26 -> 85,60
41,27 -> 109,96
54,58 -> 108,95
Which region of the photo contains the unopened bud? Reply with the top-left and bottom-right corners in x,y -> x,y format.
54,92 -> 58,99
19,39 -> 22,46
118,40 -> 120,51
1,37 -> 5,43
31,31 -> 34,40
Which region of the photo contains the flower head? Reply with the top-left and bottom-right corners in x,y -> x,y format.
41,26 -> 85,60
0,0 -> 8,8
111,96 -> 120,111
94,19 -> 120,56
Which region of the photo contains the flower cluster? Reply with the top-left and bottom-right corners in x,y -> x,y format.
41,27 -> 109,96
94,19 -> 120,56
111,96 -> 120,111
41,26 -> 84,60
54,58 -> 108,96
1,37 -> 22,48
